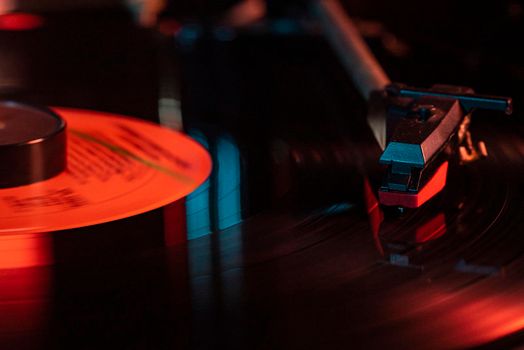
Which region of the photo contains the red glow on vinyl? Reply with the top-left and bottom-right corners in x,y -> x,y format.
363,178 -> 384,255
0,265 -> 51,337
0,13 -> 44,31
0,234 -> 53,269
435,292 -> 524,347
415,213 -> 446,243
163,198 -> 188,246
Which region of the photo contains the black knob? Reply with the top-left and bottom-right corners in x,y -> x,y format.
0,101 -> 66,188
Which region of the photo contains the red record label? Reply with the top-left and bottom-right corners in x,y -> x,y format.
0,107 -> 212,234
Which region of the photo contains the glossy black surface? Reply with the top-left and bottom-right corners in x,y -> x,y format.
0,3 -> 524,350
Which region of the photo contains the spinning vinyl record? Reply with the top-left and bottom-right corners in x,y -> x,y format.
0,107 -> 212,234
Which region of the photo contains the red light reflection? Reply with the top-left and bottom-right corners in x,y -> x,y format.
415,213 -> 446,243
0,267 -> 51,336
163,198 -> 188,246
363,178 -> 384,255
0,234 -> 51,342
0,13 -> 44,31
0,233 -> 53,269
385,283 -> 524,348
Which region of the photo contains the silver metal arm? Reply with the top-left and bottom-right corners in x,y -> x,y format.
314,0 -> 390,149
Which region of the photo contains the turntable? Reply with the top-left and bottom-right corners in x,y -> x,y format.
0,0 -> 523,349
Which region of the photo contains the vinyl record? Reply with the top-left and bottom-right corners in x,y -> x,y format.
0,107 -> 212,234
